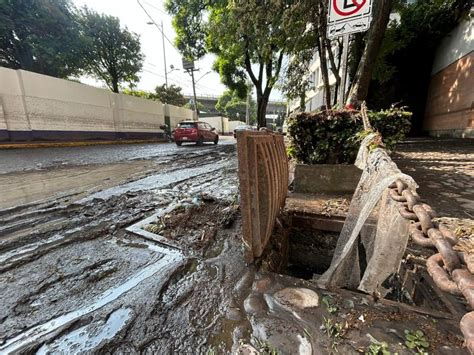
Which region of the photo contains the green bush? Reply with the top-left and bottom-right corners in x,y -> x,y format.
287,108 -> 411,164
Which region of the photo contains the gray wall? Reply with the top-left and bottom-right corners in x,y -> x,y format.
0,67 -> 195,141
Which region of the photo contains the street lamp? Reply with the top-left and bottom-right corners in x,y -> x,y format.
195,71 -> 211,84
146,20 -> 169,87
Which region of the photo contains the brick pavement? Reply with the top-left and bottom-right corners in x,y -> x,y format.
392,138 -> 473,233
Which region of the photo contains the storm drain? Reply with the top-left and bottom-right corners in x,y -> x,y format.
270,210 -> 466,316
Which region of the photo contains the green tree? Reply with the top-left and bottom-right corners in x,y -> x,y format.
346,0 -> 395,107
215,89 -> 256,122
79,7 -> 144,93
0,0 -> 85,78
184,100 -> 204,112
279,1 -> 343,108
123,84 -> 186,106
153,84 -> 186,106
166,0 -> 308,127
122,89 -> 152,99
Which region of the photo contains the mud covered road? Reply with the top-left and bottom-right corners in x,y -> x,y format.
0,140 -> 468,354
0,140 -> 251,353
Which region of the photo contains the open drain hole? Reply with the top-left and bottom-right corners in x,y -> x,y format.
269,212 -> 467,315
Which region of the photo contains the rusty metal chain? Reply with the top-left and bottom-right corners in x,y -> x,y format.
389,179 -> 474,353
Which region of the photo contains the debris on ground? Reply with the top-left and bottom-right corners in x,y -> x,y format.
320,198 -> 350,217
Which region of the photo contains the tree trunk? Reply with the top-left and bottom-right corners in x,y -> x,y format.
346,0 -> 394,107
112,78 -> 119,93
299,90 -> 306,112
316,37 -> 331,109
315,1 -> 332,109
256,91 -> 270,128
348,32 -> 365,86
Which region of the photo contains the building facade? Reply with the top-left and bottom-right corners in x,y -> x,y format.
288,50 -> 338,114
423,15 -> 473,138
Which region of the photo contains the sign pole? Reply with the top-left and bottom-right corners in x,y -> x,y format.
338,33 -> 349,108
328,0 -> 373,107
190,69 -> 199,119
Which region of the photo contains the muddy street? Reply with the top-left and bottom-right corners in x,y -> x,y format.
0,140 -> 249,353
1,139 -> 469,354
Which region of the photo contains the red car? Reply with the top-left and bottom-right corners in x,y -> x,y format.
173,121 -> 219,146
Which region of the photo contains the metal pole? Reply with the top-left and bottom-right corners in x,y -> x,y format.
338,33 -> 350,108
245,87 -> 250,125
190,69 -> 199,119
161,20 -> 168,88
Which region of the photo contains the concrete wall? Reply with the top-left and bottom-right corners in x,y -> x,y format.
0,67 -> 194,141
0,68 -> 30,140
424,17 -> 474,138
200,116 -> 229,133
432,17 -> 473,75
165,104 -> 194,129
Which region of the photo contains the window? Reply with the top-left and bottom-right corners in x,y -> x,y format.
178,122 -> 197,128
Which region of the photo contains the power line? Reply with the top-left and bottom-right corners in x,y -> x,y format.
144,0 -> 168,16
136,0 -> 178,51
144,64 -> 222,95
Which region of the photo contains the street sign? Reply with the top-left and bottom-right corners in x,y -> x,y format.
327,0 -> 373,39
182,58 -> 194,70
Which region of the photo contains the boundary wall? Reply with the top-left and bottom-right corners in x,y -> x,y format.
0,67 -> 194,141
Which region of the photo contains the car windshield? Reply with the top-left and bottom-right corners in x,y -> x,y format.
236,125 -> 252,130
178,122 -> 196,128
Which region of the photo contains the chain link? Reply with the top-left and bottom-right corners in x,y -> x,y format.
389,179 -> 474,352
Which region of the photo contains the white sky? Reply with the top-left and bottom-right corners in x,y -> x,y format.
73,0 -> 283,101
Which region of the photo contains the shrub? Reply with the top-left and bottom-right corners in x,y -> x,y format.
287,108 -> 411,164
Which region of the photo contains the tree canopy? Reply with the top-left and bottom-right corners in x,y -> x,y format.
154,84 -> 186,106
166,0 -> 309,127
0,1 -> 145,93
79,7 -> 144,93
0,0 -> 85,78
124,84 -> 186,107
215,89 -> 256,123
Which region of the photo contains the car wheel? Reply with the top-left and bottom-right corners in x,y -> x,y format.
175,141 -> 182,146
214,136 -> 219,145
197,136 -> 204,146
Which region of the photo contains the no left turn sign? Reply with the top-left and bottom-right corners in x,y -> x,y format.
327,0 -> 373,38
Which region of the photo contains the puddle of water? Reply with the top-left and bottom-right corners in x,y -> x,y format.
36,308 -> 132,354
0,247 -> 183,354
79,161 -> 230,203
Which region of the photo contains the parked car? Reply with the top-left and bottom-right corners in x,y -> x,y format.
233,124 -> 256,138
173,121 -> 219,146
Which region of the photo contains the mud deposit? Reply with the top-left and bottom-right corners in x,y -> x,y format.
145,200 -> 237,252
0,141 -> 469,354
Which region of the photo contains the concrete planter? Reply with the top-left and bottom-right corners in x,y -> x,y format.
294,164 -> 362,194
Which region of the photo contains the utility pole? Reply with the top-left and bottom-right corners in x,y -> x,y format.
190,69 -> 198,118
161,20 -> 168,88
182,58 -> 200,119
